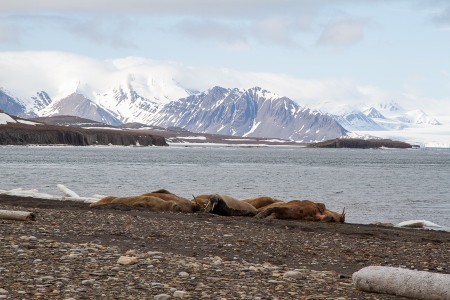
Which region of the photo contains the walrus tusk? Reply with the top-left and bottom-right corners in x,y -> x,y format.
0,209 -> 36,221
204,201 -> 211,212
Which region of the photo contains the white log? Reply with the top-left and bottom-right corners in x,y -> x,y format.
353,266 -> 450,300
0,209 -> 36,221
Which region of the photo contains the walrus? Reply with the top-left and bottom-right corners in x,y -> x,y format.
89,196 -> 117,207
140,189 -> 200,213
191,194 -> 212,208
91,195 -> 181,212
255,200 -> 345,223
204,194 -> 258,217
242,196 -> 282,210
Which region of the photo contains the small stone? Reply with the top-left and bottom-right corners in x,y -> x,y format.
81,279 -> 95,285
117,256 -> 138,265
179,271 -> 189,278
283,270 -> 306,280
0,289 -> 8,294
154,294 -> 171,300
173,290 -> 188,298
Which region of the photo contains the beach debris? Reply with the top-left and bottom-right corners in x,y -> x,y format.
396,220 -> 442,229
57,184 -> 80,198
352,266 -> 450,299
0,209 -> 35,221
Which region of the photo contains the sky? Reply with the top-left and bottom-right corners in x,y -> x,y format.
0,0 -> 450,118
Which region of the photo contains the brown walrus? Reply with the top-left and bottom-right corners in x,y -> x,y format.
242,196 -> 282,210
204,194 -> 258,217
90,189 -> 199,213
140,189 -> 200,213
191,194 -> 212,208
90,195 -> 181,212
255,200 -> 345,223
89,196 -> 117,207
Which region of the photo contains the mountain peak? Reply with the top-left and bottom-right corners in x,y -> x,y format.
364,107 -> 385,119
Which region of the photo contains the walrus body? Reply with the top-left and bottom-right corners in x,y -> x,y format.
89,196 -> 117,207
192,194 -> 211,208
90,195 -> 179,211
256,200 -> 345,223
205,194 -> 258,217
90,189 -> 199,213
141,189 -> 199,213
242,197 -> 282,210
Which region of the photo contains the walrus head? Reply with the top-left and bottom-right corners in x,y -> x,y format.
204,194 -> 221,213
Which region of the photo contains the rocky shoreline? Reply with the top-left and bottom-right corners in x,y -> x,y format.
0,123 -> 167,146
1,195 -> 449,299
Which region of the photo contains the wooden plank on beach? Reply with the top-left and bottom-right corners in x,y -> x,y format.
0,209 -> 36,221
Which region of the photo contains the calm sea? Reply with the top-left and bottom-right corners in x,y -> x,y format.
1,145 -> 449,228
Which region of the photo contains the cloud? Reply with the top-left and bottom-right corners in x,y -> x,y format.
252,17 -> 308,48
430,5 -> 450,28
67,16 -> 135,49
0,0 -> 315,18
0,24 -> 20,44
172,19 -> 249,49
317,19 -> 365,47
1,14 -> 135,49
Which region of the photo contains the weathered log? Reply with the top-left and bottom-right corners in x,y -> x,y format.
353,266 -> 450,300
0,209 -> 36,221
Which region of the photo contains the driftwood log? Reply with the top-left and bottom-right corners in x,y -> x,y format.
353,266 -> 450,300
0,209 -> 36,221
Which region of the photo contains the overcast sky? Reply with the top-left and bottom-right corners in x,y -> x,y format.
1,0 -> 450,111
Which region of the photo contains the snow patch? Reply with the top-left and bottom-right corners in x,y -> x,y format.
0,112 -> 16,124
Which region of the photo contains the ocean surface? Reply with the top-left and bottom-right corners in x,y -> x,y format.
1,145 -> 449,228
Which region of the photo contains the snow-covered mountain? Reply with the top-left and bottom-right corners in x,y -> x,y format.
41,93 -> 122,126
315,100 -> 442,133
0,88 -> 30,118
0,51 -> 445,145
150,86 -> 347,142
0,85 -> 348,142
332,110 -> 385,131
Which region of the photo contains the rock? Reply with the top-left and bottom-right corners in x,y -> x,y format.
154,294 -> 171,300
117,256 -> 138,265
178,271 -> 189,278
283,270 -> 306,280
173,290 -> 188,298
0,289 -> 8,294
81,279 -> 96,285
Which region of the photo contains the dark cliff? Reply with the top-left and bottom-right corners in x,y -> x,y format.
307,138 -> 413,149
0,123 -> 167,146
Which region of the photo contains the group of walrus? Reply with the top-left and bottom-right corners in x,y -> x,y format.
89,189 -> 346,223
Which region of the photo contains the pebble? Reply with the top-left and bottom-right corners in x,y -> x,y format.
154,294 -> 171,300
178,271 -> 189,277
81,279 -> 96,285
173,290 -> 188,298
0,289 -> 8,294
117,256 -> 138,265
283,270 -> 307,280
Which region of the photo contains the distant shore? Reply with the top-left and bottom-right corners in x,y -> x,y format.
0,194 -> 449,299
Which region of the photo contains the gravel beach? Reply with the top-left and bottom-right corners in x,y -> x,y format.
1,194 -> 449,299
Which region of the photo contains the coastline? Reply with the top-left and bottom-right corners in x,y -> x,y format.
1,194 -> 449,299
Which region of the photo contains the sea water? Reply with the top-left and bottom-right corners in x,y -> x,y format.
1,145 -> 449,228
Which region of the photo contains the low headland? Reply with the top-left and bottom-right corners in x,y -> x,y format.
0,194 -> 448,299
307,138 -> 414,149
0,113 -> 417,148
